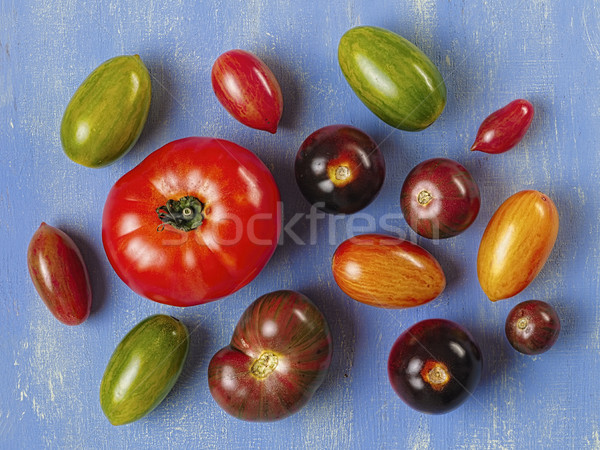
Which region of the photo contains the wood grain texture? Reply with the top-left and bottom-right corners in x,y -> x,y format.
1,0 -> 599,448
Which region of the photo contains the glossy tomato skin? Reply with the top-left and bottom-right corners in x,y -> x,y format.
477,190 -> 559,301
338,26 -> 446,131
211,49 -> 283,133
208,290 -> 332,422
100,315 -> 189,425
61,55 -> 151,168
388,319 -> 482,414
471,99 -> 534,154
27,223 -> 92,325
295,125 -> 385,214
505,300 -> 560,355
400,158 -> 480,239
332,233 -> 446,308
102,137 -> 281,307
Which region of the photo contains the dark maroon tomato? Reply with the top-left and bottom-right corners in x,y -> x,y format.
294,125 -> 385,214
207,290 -> 332,422
471,99 -> 534,154
27,223 -> 92,325
505,300 -> 560,355
388,319 -> 482,414
400,158 -> 480,239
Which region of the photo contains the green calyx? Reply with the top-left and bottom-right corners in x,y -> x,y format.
156,196 -> 204,232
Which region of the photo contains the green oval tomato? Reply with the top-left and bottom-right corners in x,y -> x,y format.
60,55 -> 151,168
100,315 -> 189,426
338,26 -> 446,131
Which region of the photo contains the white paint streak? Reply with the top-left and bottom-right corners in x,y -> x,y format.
408,415 -> 431,450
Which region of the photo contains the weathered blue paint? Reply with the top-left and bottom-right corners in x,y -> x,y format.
1,0 -> 599,448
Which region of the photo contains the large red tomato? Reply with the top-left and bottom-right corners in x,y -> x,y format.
102,137 -> 281,306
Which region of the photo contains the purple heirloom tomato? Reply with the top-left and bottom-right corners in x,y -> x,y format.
208,290 -> 332,422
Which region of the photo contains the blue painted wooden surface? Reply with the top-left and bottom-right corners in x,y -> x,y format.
1,0 -> 599,448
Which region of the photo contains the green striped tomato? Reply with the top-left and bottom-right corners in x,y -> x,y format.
60,55 -> 151,168
338,26 -> 446,131
100,315 -> 189,426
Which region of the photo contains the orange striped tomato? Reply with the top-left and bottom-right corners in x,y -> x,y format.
477,190 -> 559,301
332,234 -> 446,308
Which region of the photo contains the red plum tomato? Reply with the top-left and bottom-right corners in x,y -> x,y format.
211,49 -> 283,133
102,137 -> 281,307
208,290 -> 332,422
471,99 -> 534,154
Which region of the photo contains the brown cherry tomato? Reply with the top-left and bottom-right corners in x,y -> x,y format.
471,99 -> 534,154
27,223 -> 92,325
211,49 -> 283,133
332,233 -> 446,308
477,190 -> 559,301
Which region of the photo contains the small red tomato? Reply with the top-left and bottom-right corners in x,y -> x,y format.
471,99 -> 534,154
400,158 -> 480,239
295,125 -> 385,214
388,319 -> 482,414
332,233 -> 446,308
208,290 -> 332,422
505,300 -> 560,355
27,223 -> 92,325
211,49 -> 283,133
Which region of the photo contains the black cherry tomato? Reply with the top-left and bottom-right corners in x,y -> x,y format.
294,125 -> 385,214
388,319 -> 482,414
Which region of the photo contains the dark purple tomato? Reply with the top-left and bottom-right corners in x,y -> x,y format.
400,158 -> 480,239
207,290 -> 332,422
388,319 -> 482,414
294,125 -> 385,214
505,300 -> 560,355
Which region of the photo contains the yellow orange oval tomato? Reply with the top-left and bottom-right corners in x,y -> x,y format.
332,233 -> 446,308
477,190 -> 559,301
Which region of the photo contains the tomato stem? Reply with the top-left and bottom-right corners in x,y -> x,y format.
250,351 -> 279,380
156,196 -> 204,232
417,190 -> 433,206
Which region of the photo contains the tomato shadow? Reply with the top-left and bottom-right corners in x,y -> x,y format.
146,316 -> 213,423
260,54 -> 303,132
121,53 -> 178,165
416,238 -> 467,296
55,223 -> 108,319
297,285 -> 358,404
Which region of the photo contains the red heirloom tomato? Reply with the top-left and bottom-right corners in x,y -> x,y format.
400,158 -> 480,239
388,319 -> 482,414
211,49 -> 283,133
471,99 -> 534,154
27,223 -> 92,325
295,125 -> 385,214
208,290 -> 332,422
102,137 -> 281,307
